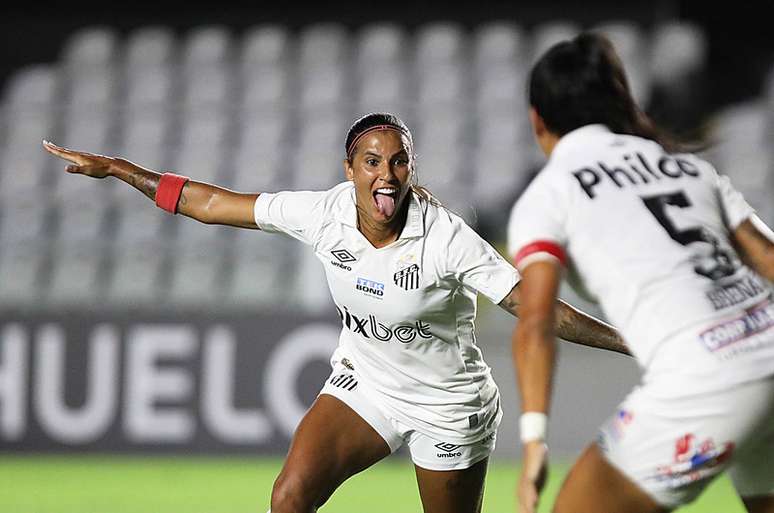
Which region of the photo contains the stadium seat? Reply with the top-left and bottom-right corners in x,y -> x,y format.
231,115 -> 286,191
45,241 -> 105,308
708,101 -> 771,192
183,68 -> 232,111
298,23 -> 348,68
0,109 -> 55,201
174,111 -> 231,183
105,240 -> 165,306
355,23 -> 406,69
125,26 -> 176,70
293,146 -> 344,191
0,241 -> 46,308
231,148 -> 284,192
476,64 -> 527,116
1,66 -> 58,203
64,67 -> 116,108
242,25 -> 290,68
124,66 -> 174,109
650,21 -> 707,87
4,65 -> 58,107
530,21 -> 581,63
167,240 -> 227,308
707,100 -> 774,225
357,66 -> 407,116
473,22 -> 526,67
415,22 -> 465,66
292,244 -> 332,314
0,196 -> 49,244
417,62 -> 466,107
241,64 -> 289,111
112,200 -> 167,243
61,26 -> 118,68
225,229 -> 293,308
182,25 -> 233,68
300,66 -> 346,111
473,146 -> 530,207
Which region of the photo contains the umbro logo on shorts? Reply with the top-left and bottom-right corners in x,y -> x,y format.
394,264 -> 420,290
329,373 -> 358,391
331,249 -> 357,263
434,442 -> 462,453
434,442 -> 462,458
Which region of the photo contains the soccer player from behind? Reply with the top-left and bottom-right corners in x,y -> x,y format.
45,112 -> 628,513
509,33 -> 774,513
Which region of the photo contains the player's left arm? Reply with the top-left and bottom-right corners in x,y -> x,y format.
499,285 -> 631,356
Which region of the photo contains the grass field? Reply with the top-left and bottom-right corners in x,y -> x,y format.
0,455 -> 746,513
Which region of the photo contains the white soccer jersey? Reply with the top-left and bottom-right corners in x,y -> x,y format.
255,182 -> 519,442
508,124 -> 774,393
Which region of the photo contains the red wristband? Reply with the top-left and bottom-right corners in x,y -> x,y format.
155,173 -> 190,214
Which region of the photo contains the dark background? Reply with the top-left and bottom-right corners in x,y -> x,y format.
1,1 -> 771,115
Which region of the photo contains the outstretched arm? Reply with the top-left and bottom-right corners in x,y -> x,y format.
499,283 -> 631,356
43,141 -> 259,229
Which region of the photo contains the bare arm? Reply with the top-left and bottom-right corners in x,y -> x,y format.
733,216 -> 774,282
43,141 -> 259,229
499,283 -> 631,356
513,260 -> 559,513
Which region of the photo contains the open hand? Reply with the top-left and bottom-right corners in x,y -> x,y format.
42,140 -> 115,179
517,441 -> 548,513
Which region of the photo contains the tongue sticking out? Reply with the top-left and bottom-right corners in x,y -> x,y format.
374,193 -> 396,218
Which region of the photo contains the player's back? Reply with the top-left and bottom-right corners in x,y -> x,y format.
509,125 -> 773,386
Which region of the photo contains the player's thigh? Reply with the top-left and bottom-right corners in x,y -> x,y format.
414,458 -> 489,513
553,443 -> 667,513
411,430 -> 496,513
742,496 -> 774,513
274,394 -> 391,504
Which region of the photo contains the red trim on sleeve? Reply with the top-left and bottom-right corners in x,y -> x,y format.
155,173 -> 190,214
514,240 -> 567,267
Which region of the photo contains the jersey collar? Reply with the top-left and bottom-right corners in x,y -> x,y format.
552,124 -> 611,160
342,185 -> 425,240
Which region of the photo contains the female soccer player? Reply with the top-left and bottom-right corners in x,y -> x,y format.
509,33 -> 774,513
44,112 -> 628,513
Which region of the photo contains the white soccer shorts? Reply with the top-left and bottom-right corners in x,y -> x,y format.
319,357 -> 497,471
598,374 -> 774,508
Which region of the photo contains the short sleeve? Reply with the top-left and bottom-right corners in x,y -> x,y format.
507,174 -> 569,272
715,172 -> 755,230
253,190 -> 327,245
445,219 -> 520,304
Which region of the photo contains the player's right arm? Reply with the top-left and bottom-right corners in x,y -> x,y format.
43,141 -> 259,229
733,215 -> 774,282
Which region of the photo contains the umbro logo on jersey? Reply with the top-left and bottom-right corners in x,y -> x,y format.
332,249 -> 356,263
394,264 -> 420,290
329,373 -> 358,391
435,442 -> 462,458
331,249 -> 356,271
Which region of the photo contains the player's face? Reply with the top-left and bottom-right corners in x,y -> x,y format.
345,130 -> 413,225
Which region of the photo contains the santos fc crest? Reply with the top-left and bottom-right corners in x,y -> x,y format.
394,263 -> 420,290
